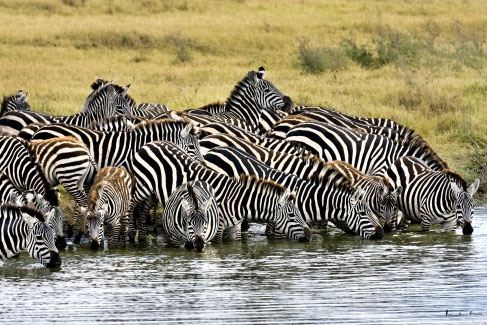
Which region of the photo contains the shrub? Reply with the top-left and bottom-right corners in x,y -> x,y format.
297,39 -> 348,74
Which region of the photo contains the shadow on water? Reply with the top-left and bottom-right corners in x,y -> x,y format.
1,210 -> 486,324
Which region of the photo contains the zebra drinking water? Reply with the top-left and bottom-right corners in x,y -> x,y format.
162,181 -> 219,251
87,167 -> 132,250
0,205 -> 61,268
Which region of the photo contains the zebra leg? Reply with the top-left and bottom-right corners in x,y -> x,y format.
132,198 -> 156,243
211,219 -> 226,243
421,218 -> 431,232
442,218 -> 457,233
119,215 -> 128,246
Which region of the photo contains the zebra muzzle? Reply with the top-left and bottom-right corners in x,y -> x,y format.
383,222 -> 393,233
55,236 -> 67,250
91,239 -> 100,250
462,222 -> 473,235
194,235 -> 205,252
282,96 -> 294,113
371,226 -> 385,239
298,227 -> 312,242
46,251 -> 62,268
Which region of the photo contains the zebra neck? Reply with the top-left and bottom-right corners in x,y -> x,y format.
225,91 -> 262,128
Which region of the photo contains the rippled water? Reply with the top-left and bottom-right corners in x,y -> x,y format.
1,209 -> 487,324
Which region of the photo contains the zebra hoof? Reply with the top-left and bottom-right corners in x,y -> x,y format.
463,222 -> 473,235
55,236 -> 67,250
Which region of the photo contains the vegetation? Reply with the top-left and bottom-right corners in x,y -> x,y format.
0,0 -> 486,202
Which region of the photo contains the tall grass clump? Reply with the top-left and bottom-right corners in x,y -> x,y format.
297,39 -> 348,74
465,148 -> 487,198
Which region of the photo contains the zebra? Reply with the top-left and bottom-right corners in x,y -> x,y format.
285,121 -> 449,176
386,156 -> 479,234
199,133 -> 401,231
0,136 -> 65,248
129,140 -> 310,243
87,115 -> 145,132
292,106 -> 413,141
1,90 -> 31,117
27,136 -> 99,243
30,116 -> 202,171
86,167 -> 132,250
0,80 -> 133,136
0,205 -> 61,268
162,181 -> 219,251
181,67 -> 293,131
257,107 -> 288,134
203,145 -> 384,239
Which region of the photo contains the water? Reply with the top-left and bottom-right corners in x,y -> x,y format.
1,210 -> 487,324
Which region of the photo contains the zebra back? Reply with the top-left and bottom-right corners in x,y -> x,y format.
132,103 -> 170,119
87,115 -> 145,132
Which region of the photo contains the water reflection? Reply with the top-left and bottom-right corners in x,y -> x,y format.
0,210 -> 486,324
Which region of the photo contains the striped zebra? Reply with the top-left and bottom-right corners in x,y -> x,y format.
0,173 -> 66,249
88,115 -> 145,132
181,67 -> 293,131
0,80 -> 133,136
162,181 -> 219,251
87,167 -> 132,250
285,121 -> 449,176
30,117 -> 202,170
292,106 -> 413,141
257,107 -> 287,134
386,156 -> 479,234
203,145 -> 384,239
200,133 -> 401,230
0,136 -> 65,247
130,140 -> 310,243
0,205 -> 61,268
28,137 -> 99,243
1,90 -> 31,117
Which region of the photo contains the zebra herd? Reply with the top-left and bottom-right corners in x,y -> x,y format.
0,67 -> 480,268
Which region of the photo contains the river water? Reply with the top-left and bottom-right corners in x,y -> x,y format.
1,209 -> 487,324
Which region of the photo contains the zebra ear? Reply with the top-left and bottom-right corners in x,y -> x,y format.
468,179 -> 480,196
43,209 -> 55,224
9,192 -> 23,206
279,188 -> 292,205
25,192 -> 35,204
126,120 -> 136,130
181,199 -> 192,217
122,84 -> 131,96
393,186 -> 403,197
247,71 -> 259,84
18,91 -> 28,102
181,124 -> 192,138
257,66 -> 266,79
22,213 -> 38,228
450,182 -> 463,196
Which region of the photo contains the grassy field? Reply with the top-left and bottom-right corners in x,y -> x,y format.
0,0 -> 486,201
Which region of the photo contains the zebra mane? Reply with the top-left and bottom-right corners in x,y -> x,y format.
32,136 -> 86,147
227,71 -> 259,104
91,79 -> 111,91
237,174 -> 294,199
403,135 -> 449,171
196,102 -> 226,111
442,168 -> 468,190
17,138 -> 59,207
283,114 -> 314,122
322,160 -> 391,191
87,115 -> 145,130
186,182 -> 199,210
18,205 -> 46,222
1,94 -> 17,115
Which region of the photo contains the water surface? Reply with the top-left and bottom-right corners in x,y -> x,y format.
1,209 -> 487,324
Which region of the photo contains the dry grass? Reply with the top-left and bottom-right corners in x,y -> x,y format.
0,0 -> 486,198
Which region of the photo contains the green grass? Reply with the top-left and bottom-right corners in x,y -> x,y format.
0,0 -> 486,201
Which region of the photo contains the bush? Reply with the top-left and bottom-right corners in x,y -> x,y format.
297,39 -> 348,74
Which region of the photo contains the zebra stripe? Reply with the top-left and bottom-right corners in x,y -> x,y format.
0,205 -> 61,267
1,90 -> 31,118
162,180 -> 219,251
130,140 -> 310,243
31,117 -> 202,171
131,103 -> 170,119
87,167 -> 132,250
257,107 -> 287,134
386,156 -> 479,234
285,121 -> 449,176
0,80 -> 133,136
87,115 -> 145,132
203,145 -> 384,239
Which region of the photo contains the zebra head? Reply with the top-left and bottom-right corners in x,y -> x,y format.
380,186 -> 402,233
1,90 -> 31,116
113,84 -> 134,116
274,189 -> 311,242
23,209 -> 61,268
182,197 -> 213,252
244,67 -> 294,113
87,203 -> 108,250
172,117 -> 203,162
343,187 -> 385,239
451,179 -> 479,235
28,191 -> 66,250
